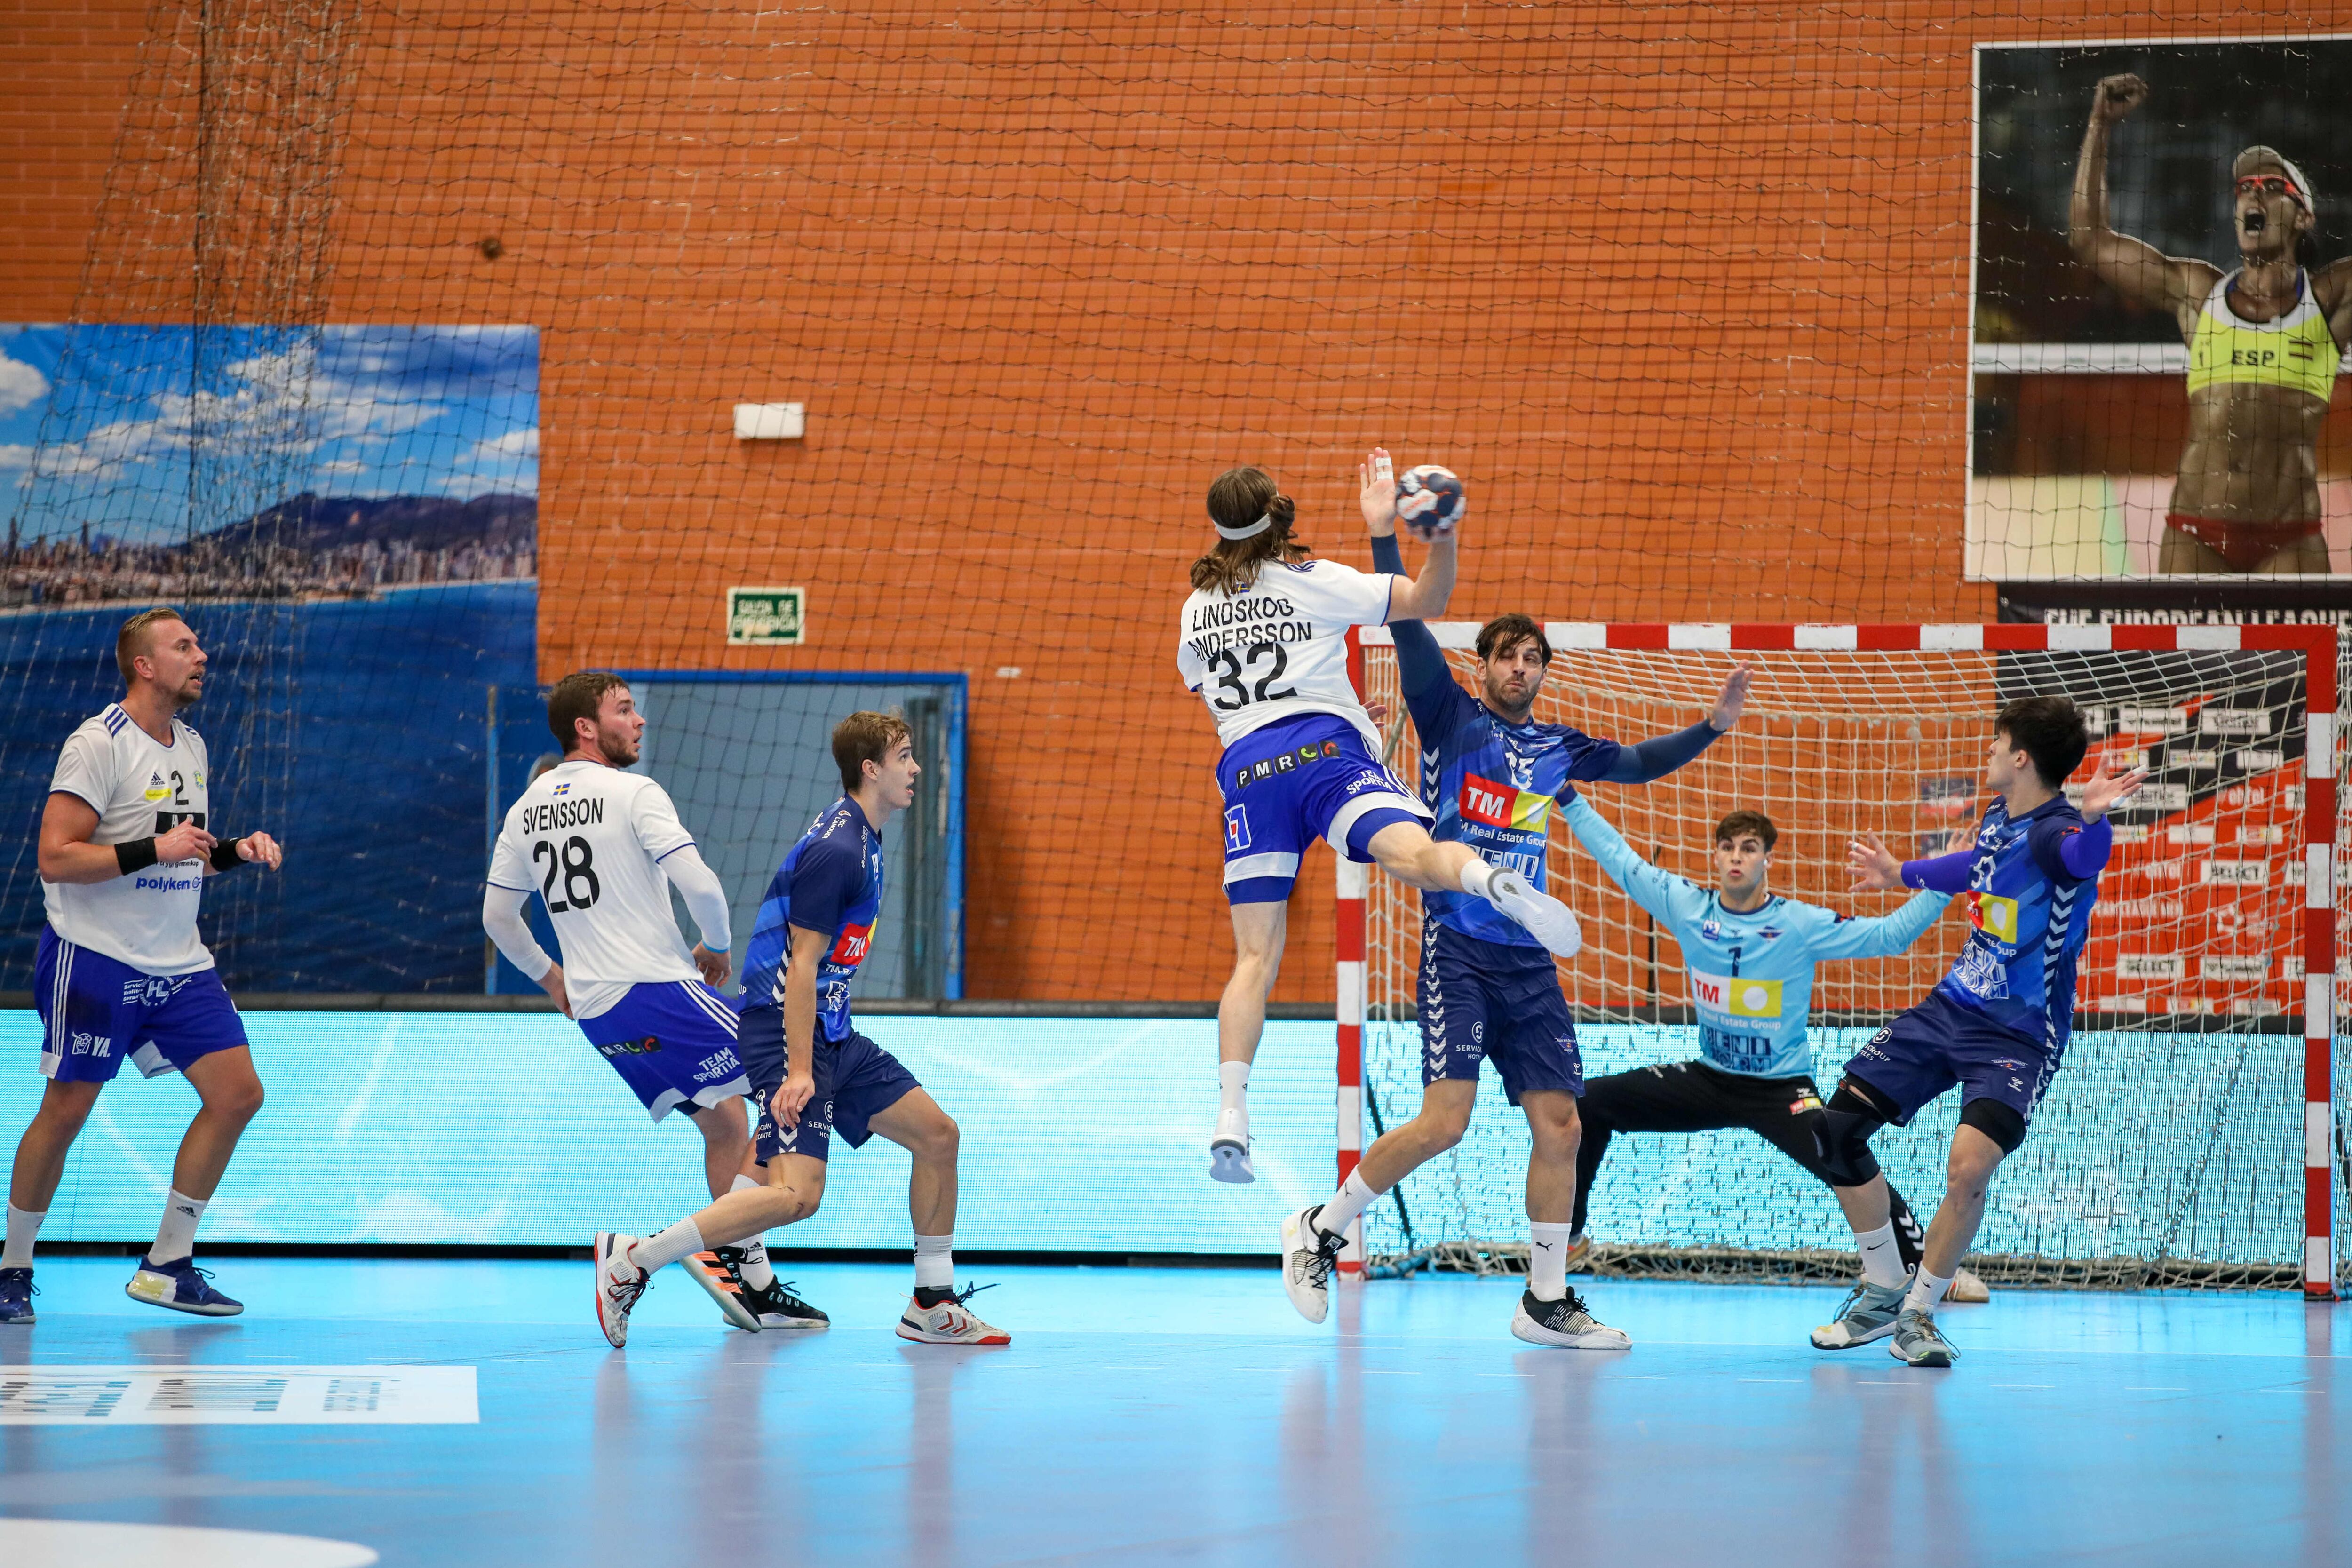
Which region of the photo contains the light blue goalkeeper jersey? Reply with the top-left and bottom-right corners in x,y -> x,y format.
1561,794 -> 1953,1079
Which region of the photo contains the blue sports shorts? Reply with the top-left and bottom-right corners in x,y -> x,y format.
743,1008 -> 921,1164
1218,714 -> 1431,904
576,979 -> 750,1121
35,926 -> 247,1084
1418,921 -> 1582,1104
1842,990 -> 2057,1134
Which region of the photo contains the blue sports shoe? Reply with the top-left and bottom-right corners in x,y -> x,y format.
125,1256 -> 244,1317
0,1266 -> 34,1324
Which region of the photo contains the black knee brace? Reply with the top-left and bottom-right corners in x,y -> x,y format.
1813,1082 -> 1887,1186
1958,1097 -> 2027,1156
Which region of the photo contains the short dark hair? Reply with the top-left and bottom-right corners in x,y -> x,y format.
548,670 -> 631,748
116,606 -> 189,684
1714,810 -> 1778,852
834,709 -> 914,794
1476,613 -> 1552,667
1995,695 -> 2089,789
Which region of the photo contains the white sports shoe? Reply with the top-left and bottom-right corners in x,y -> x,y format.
592,1232 -> 651,1349
1209,1107 -> 1255,1184
1484,868 -> 1582,957
1510,1287 -> 1631,1349
1279,1205 -> 1345,1324
897,1284 -> 1010,1345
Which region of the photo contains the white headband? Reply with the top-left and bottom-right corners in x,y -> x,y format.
1215,510 -> 1274,541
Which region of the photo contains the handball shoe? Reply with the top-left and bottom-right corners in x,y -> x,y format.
593,1232 -> 652,1349
1947,1266 -> 1992,1304
1810,1279 -> 1908,1349
682,1246 -> 764,1333
898,1283 -> 1009,1345
0,1266 -> 33,1324
125,1256 -> 242,1317
1279,1205 -> 1345,1324
1209,1108 -> 1255,1184
1889,1308 -> 1960,1368
1485,869 -> 1582,958
744,1275 -> 830,1332
1562,1233 -> 1594,1274
1510,1288 -> 1630,1350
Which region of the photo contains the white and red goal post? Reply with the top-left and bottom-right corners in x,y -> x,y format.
1339,621 -> 2341,1299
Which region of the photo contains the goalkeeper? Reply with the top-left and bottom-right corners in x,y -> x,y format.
1561,796 -> 1986,1311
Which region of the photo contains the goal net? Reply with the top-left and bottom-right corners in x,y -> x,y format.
1353,624 -> 2344,1294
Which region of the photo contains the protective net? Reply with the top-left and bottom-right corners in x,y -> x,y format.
1357,634 -> 2346,1290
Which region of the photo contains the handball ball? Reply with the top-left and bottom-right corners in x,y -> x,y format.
1396,464 -> 1465,540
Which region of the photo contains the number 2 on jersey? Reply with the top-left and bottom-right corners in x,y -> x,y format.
533,836 -> 601,913
1206,641 -> 1299,712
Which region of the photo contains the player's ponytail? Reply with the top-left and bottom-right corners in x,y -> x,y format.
1190,467 -> 1308,596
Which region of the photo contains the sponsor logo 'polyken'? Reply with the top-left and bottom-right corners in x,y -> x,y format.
1459,772 -> 1550,832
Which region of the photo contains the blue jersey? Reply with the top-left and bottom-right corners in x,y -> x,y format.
1934,796 -> 2099,1051
1563,795 -> 1951,1077
1405,671 -> 1623,950
739,798 -> 883,1042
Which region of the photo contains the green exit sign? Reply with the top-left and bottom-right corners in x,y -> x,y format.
726,586 -> 805,645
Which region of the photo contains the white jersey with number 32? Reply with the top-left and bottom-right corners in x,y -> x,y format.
487,759 -> 703,1019
1176,558 -> 1397,754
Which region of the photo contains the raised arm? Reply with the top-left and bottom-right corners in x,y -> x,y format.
1598,665 -> 1750,783
2314,254 -> 2352,349
1803,889 -> 1953,961
1366,530 -> 1472,747
1359,448 -> 1458,623
2068,74 -> 2218,328
1559,792 -> 1705,930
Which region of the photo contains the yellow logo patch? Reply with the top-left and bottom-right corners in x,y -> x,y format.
1690,969 -> 1783,1019
1968,891 -> 2019,943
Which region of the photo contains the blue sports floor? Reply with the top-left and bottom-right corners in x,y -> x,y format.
0,1258 -> 2344,1567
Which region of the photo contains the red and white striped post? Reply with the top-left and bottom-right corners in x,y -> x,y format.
1346,621 -> 2338,1299
1337,626 -> 1368,1274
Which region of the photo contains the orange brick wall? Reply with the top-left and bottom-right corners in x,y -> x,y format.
7,1 -> 2338,999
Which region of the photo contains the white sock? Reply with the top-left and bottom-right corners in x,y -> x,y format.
1529,1222 -> 1574,1302
1314,1169 -> 1381,1240
914,1233 -> 954,1292
1855,1222 -> 1908,1289
150,1189 -> 206,1265
629,1218 -> 705,1274
1904,1266 -> 1953,1315
3,1203 -> 43,1270
1217,1059 -> 1250,1120
728,1177 -> 778,1288
1456,857 -> 1497,899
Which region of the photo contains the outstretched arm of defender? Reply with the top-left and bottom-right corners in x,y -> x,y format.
1804,889 -> 1952,961
2068,74 -> 2217,318
1560,793 -> 1703,929
1596,664 -> 1750,784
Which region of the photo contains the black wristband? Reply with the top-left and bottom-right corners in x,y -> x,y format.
208,837 -> 248,872
115,838 -> 159,875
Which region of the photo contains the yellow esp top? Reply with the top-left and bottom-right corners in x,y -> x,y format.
2186,269 -> 2342,402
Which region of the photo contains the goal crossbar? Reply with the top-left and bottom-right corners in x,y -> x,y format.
1332,621 -> 2339,1300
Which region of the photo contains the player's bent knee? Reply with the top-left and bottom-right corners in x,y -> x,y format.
1815,1084 -> 1887,1187
1956,1098 -> 2026,1160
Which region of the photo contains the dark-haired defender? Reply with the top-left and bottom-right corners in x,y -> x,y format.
1287,544 -> 1751,1345
481,673 -> 822,1335
1183,451 -> 1587,1219
1816,697 -> 2143,1367
591,713 -> 1005,1349
0,608 -> 284,1324
2072,73 -> 2351,573
1560,799 -> 1983,1309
